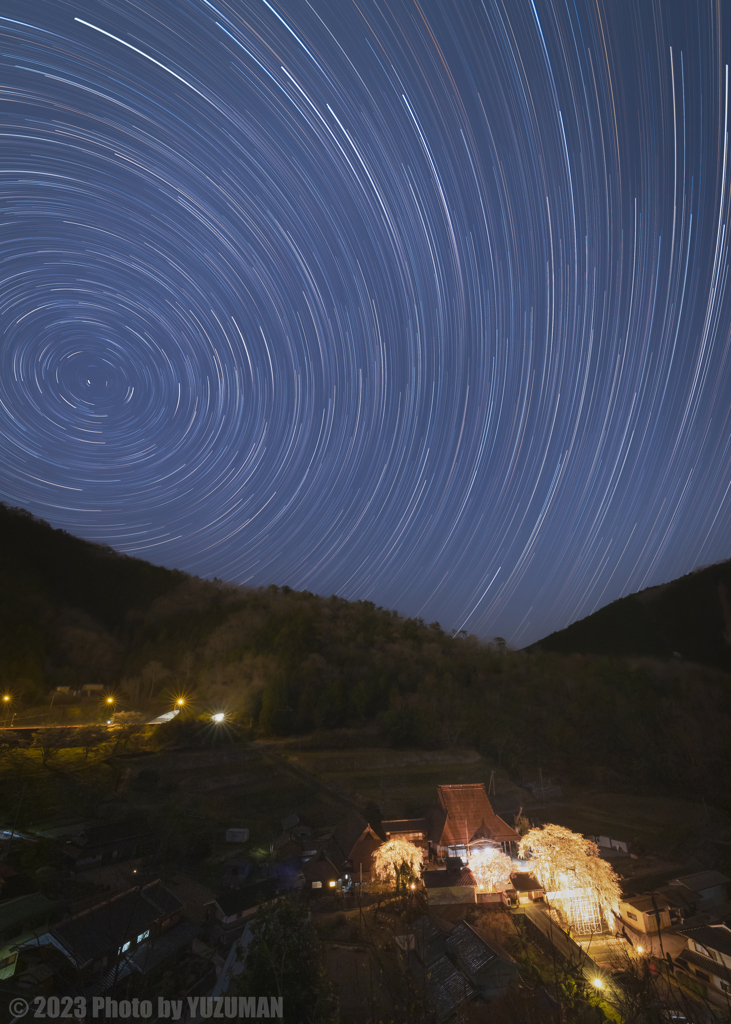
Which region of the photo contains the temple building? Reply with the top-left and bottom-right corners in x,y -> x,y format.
383,783 -> 519,862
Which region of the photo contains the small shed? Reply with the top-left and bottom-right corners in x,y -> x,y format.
510,872 -> 544,904
225,828 -> 250,843
422,867 -> 477,906
619,895 -> 672,934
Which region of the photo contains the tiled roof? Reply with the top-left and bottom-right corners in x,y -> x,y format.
87,922 -> 199,995
446,921 -> 516,980
411,952 -> 474,1021
51,881 -> 183,967
654,885 -> 698,910
423,869 -> 477,889
327,811 -> 381,867
434,785 -> 519,847
676,948 -> 731,984
679,924 -> 731,957
673,871 -> 730,893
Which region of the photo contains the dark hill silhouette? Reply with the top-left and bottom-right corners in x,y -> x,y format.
0,504 -> 728,806
526,559 -> 731,669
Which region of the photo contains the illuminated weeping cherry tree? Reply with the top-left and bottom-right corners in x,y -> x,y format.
468,846 -> 514,893
372,838 -> 426,888
518,824 -> 621,932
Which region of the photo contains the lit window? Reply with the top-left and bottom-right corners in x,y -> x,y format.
329,880 -> 336,888
120,941 -> 131,953
312,881 -> 322,889
137,930 -> 149,943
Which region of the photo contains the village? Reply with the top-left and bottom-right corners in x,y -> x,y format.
1,770 -> 730,1023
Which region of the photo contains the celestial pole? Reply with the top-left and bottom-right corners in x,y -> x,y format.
2,0 -> 731,645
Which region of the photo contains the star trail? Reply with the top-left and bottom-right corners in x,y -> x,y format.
2,0 -> 731,645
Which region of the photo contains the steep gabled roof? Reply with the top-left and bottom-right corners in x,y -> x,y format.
302,852 -> 341,884
327,810 -> 382,866
433,785 -> 519,847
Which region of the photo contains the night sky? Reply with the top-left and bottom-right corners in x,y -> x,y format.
2,0 -> 731,646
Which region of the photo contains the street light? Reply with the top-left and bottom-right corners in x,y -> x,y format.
591,978 -> 603,990
212,712 -> 225,723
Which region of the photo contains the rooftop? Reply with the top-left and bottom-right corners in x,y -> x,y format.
435,785 -> 519,847
51,881 -> 183,967
679,924 -> 731,957
677,948 -> 731,984
0,892 -> 53,931
621,895 -> 671,913
672,871 -> 730,893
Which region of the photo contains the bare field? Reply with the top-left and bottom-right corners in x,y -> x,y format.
525,790 -> 731,861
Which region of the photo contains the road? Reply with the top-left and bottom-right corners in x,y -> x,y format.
0,709 -> 179,730
523,904 -> 624,1005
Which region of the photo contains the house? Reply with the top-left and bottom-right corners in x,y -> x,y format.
35,881 -> 184,986
381,818 -> 430,851
63,818 -> 155,870
0,892 -> 55,981
669,871 -> 730,914
510,872 -> 544,905
280,813 -> 313,842
422,866 -> 478,906
225,828 -> 249,843
221,855 -> 254,888
325,810 -> 383,881
205,881 -> 278,934
618,895 -> 672,934
429,784 -> 520,861
652,884 -> 700,925
302,851 -> 343,894
407,914 -> 518,1019
446,921 -> 519,999
409,916 -> 474,1021
675,923 -> 731,997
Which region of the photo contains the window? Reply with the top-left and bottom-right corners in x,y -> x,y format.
120,941 -> 131,953
137,930 -> 149,943
721,982 -> 730,994
312,881 -> 322,889
626,911 -> 638,921
0,953 -> 18,969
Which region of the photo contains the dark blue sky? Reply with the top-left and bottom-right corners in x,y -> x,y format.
2,0 -> 731,645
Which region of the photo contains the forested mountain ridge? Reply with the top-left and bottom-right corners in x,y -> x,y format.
527,558 -> 731,669
0,503 -> 729,806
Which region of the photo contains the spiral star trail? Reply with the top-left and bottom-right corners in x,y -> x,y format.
2,0 -> 731,646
